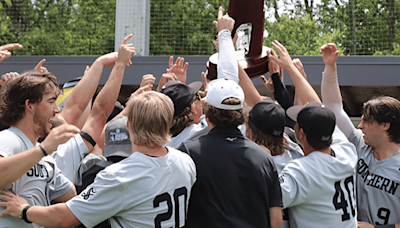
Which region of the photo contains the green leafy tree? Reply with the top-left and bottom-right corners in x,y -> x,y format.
150,0 -> 230,55
264,14 -> 344,55
0,0 -> 115,55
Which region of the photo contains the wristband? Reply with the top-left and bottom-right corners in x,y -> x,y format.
80,131 -> 96,147
21,205 -> 32,224
38,144 -> 48,156
375,225 -> 395,228
18,206 -> 24,219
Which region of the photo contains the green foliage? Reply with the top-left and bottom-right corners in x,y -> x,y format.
0,0 -> 115,55
149,0 -> 230,55
1,0 -> 400,56
264,14 -> 344,55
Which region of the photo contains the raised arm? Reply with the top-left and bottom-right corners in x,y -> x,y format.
213,6 -> 238,83
0,43 -> 22,63
320,43 -> 355,136
80,34 -> 135,152
167,56 -> 188,83
238,64 -> 263,107
60,50 -> 120,128
97,74 -> 154,150
268,41 -> 320,104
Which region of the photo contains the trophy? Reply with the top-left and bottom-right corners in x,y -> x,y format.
206,0 -> 271,80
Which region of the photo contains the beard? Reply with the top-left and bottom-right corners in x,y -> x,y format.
33,108 -> 51,138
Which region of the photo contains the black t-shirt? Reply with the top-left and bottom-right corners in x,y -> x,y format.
179,126 -> 282,228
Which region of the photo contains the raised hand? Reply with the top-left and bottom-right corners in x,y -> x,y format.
260,75 -> 274,92
131,84 -> 153,98
213,6 -> 235,33
167,56 -> 188,83
34,59 -> 48,73
198,72 -> 208,97
0,43 -> 23,52
320,43 -> 339,72
116,34 -> 135,66
292,58 -> 307,79
156,73 -> 178,92
268,40 -> 294,71
0,72 -> 20,86
140,74 -> 156,88
0,43 -> 23,63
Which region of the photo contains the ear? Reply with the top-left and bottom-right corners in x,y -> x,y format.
381,122 -> 391,131
191,102 -> 197,115
25,99 -> 35,113
298,128 -> 306,141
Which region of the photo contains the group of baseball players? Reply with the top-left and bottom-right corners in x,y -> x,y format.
0,6 -> 398,228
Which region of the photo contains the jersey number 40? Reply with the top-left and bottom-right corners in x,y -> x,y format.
332,176 -> 356,221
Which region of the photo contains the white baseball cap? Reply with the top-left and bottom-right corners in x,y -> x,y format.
203,78 -> 244,110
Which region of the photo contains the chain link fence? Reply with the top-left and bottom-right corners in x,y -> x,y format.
1,0 -> 399,56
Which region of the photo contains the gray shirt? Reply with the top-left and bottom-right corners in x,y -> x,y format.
0,127 -> 73,228
349,128 -> 400,225
66,147 -> 196,228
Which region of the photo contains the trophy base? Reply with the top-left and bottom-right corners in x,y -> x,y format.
206,46 -> 271,80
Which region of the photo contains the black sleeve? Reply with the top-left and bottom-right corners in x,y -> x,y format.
271,73 -> 296,128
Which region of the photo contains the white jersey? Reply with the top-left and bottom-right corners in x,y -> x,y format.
66,147 -> 196,228
52,134 -> 89,185
272,134 -> 304,228
348,129 -> 400,225
273,134 -> 304,174
279,127 -> 358,228
0,127 -> 73,228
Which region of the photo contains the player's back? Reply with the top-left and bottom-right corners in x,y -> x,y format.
280,128 -> 358,228
66,147 -> 196,228
180,126 -> 282,228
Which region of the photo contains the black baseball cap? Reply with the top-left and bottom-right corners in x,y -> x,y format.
160,81 -> 202,117
287,102 -> 336,142
249,100 -> 286,136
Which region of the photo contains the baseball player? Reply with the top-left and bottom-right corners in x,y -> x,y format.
0,70 -> 81,228
268,41 -> 358,228
320,43 -> 400,228
178,7 -> 283,228
0,91 -> 196,228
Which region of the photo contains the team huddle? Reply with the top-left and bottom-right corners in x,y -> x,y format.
0,6 -> 399,228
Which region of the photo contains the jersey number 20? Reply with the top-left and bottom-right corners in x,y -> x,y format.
332,176 -> 356,221
153,187 -> 187,228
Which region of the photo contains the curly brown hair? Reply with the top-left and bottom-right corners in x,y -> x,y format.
0,71 -> 60,126
202,98 -> 246,127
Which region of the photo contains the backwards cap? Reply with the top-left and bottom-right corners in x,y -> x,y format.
249,100 -> 286,136
287,102 -> 336,142
161,81 -> 202,117
203,78 -> 244,110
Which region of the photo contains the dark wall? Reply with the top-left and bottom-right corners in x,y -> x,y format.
2,55 -> 400,86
